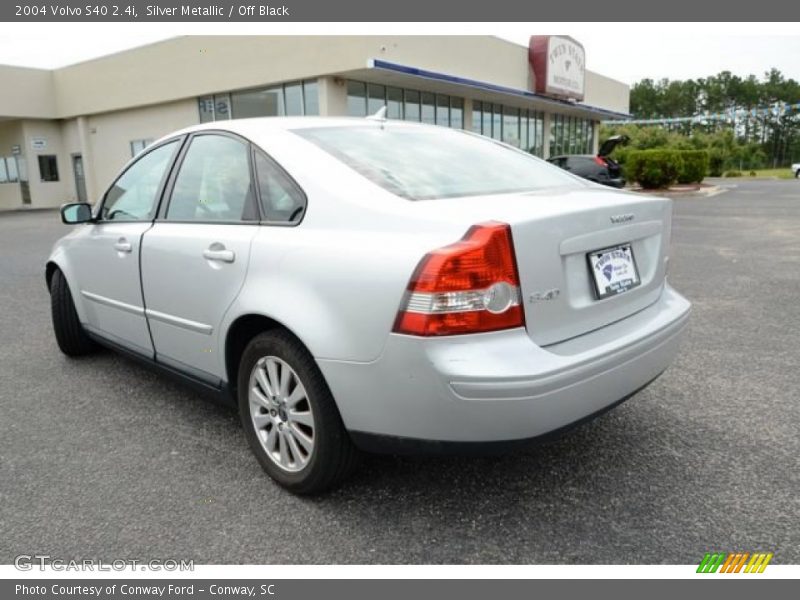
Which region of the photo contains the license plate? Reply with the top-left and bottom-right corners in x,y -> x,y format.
587,243 -> 641,299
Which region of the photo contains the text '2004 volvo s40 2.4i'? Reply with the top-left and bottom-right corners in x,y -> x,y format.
47,116 -> 691,494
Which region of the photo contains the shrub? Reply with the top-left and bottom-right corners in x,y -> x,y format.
724,170 -> 743,177
750,171 -> 757,177
626,149 -> 683,189
708,149 -> 726,177
677,150 -> 709,184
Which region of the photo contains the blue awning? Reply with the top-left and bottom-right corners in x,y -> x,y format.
368,59 -> 631,121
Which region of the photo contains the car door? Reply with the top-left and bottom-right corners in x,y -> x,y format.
66,139 -> 181,356
140,132 -> 260,383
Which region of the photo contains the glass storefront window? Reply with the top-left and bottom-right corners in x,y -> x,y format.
367,83 -> 386,115
550,115 -> 560,156
534,113 -> 544,156
303,80 -> 319,115
347,81 -> 367,117
404,90 -> 420,122
502,106 -> 520,147
202,80 -> 317,121
450,97 -> 464,129
344,80 -> 466,129
0,156 -> 20,183
471,102 -> 545,156
435,95 -> 449,127
471,101 -> 482,133
232,88 -> 277,119
491,105 -> 502,141
421,92 -> 436,125
284,82 -> 303,116
585,120 -> 592,152
520,110 -> 529,154
198,96 -> 215,123
387,87 -> 403,119
6,156 -> 18,181
213,94 -> 232,120
548,114 -> 595,156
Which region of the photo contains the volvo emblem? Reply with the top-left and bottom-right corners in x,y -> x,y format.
610,214 -> 634,224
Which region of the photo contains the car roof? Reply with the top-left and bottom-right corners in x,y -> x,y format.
167,116 -> 436,139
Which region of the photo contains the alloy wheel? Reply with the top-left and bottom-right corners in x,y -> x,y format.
248,356 -> 315,472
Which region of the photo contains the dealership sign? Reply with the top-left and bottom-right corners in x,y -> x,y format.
529,35 -> 586,101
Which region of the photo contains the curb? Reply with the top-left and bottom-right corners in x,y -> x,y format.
629,185 -> 725,198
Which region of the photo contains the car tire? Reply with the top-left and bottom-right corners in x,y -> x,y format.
50,268 -> 97,357
795,169 -> 799,179
237,329 -> 360,494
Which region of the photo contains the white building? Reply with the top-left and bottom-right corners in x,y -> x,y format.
0,35 -> 629,210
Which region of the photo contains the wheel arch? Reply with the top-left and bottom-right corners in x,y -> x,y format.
45,260 -> 60,291
224,313 -> 314,397
44,256 -> 93,332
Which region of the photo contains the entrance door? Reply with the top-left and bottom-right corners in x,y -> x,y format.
72,154 -> 88,203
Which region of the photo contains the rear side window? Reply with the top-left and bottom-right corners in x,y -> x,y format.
254,151 -> 306,223
166,134 -> 256,222
294,126 -> 580,200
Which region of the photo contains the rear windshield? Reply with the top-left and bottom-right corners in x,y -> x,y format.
293,125 -> 583,200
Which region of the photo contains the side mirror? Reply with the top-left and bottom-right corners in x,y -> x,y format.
60,203 -> 93,225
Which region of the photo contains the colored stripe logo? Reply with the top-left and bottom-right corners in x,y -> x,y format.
697,552 -> 773,573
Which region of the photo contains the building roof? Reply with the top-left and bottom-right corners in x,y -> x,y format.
0,36 -> 630,120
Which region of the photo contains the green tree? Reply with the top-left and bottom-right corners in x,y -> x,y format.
622,69 -> 800,167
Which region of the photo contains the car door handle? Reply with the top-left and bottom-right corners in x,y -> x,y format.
203,247 -> 235,263
114,238 -> 132,253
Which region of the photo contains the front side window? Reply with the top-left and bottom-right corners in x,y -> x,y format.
295,125 -> 582,201
254,151 -> 305,223
101,140 -> 179,221
166,135 -> 255,222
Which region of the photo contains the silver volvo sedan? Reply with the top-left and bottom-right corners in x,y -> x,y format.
47,117 -> 691,494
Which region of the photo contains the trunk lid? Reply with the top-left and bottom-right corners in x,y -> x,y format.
411,186 -> 671,346
510,190 -> 670,346
598,134 -> 629,158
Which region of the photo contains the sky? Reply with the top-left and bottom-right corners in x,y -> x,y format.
0,24 -> 799,85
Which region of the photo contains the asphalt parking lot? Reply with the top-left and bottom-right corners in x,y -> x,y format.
1,178 -> 798,564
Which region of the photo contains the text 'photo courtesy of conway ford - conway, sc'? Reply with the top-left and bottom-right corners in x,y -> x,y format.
48,115 -> 691,494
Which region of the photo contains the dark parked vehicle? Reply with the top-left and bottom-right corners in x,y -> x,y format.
548,135 -> 629,188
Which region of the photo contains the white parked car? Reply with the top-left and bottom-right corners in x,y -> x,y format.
47,117 -> 691,493
793,163 -> 800,178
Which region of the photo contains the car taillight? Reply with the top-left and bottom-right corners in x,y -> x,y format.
594,156 -> 607,166
393,222 -> 525,336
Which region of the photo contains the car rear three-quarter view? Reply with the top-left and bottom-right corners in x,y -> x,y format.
46,117 -> 691,494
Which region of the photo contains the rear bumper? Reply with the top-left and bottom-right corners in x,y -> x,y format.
604,177 -> 626,188
318,284 -> 690,450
